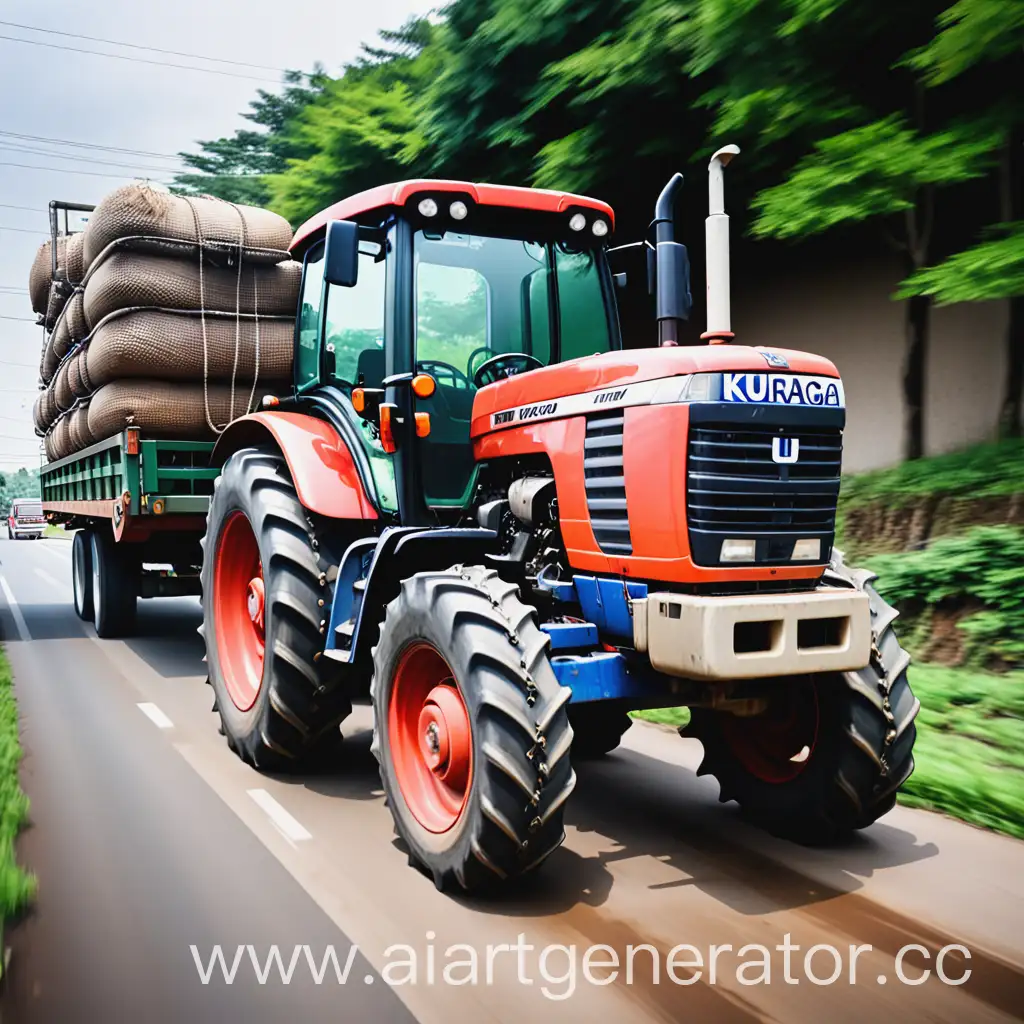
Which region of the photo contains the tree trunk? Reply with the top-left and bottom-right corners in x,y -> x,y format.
903,292 -> 930,460
998,127 -> 1023,437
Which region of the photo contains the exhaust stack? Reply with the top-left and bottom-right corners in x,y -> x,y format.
702,144 -> 740,343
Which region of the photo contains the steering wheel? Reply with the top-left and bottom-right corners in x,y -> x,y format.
416,359 -> 472,390
467,346 -> 497,382
472,353 -> 544,388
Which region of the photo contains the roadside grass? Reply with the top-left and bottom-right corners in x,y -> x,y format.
43,524 -> 69,539
0,646 -> 35,963
633,663 -> 1024,840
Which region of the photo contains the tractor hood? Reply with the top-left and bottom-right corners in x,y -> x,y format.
470,346 -> 842,438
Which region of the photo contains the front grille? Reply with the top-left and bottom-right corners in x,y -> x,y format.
687,421 -> 842,566
584,412 -> 632,555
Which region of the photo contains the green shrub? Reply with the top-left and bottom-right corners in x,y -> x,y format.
871,526 -> 1024,666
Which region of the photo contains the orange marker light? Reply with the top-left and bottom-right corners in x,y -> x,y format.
411,373 -> 436,399
125,427 -> 139,455
352,388 -> 366,413
379,403 -> 397,454
414,412 -> 431,438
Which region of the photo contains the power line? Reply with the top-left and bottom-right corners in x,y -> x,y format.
0,142 -> 182,174
0,130 -> 181,161
0,314 -> 38,322
0,32 -> 282,83
0,19 -> 288,72
0,161 -> 167,182
0,201 -> 41,213
0,225 -> 47,235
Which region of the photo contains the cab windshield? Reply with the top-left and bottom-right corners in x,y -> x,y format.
412,230 -> 618,506
413,230 -> 617,383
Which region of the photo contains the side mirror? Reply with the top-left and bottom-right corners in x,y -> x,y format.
324,219 -> 359,287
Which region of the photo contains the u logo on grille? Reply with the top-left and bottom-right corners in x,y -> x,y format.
772,436 -> 800,464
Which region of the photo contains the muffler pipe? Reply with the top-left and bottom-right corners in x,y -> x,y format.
702,144 -> 740,343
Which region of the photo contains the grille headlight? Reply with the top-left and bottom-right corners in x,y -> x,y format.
791,538 -> 822,561
721,539 -> 756,562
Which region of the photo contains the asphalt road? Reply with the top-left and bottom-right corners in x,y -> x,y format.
0,533 -> 1022,1024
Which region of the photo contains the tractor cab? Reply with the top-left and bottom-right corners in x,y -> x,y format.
287,181 -> 622,522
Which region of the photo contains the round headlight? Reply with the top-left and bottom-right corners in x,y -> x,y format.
591,218 -> 609,237
568,213 -> 587,232
418,198 -> 439,217
449,200 -> 468,220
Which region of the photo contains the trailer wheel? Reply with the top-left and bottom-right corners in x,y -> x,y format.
72,529 -> 94,621
200,447 -> 352,771
89,530 -> 138,637
686,569 -> 918,843
372,566 -> 575,892
566,705 -> 632,758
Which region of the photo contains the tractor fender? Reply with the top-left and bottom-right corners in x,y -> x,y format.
212,412 -> 378,520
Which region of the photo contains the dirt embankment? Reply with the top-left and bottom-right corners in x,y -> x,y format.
842,493 -> 1024,555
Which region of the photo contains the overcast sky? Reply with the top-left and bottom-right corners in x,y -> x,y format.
0,0 -> 435,471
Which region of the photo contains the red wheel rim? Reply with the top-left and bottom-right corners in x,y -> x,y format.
213,511 -> 265,712
721,681 -> 819,784
388,643 -> 472,833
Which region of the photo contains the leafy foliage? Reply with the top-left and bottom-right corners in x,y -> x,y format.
0,468 -> 41,516
0,649 -> 35,946
904,0 -> 1024,83
871,526 -> 1024,665
898,221 -> 1024,302
752,115 -> 1000,239
839,436 -> 1024,507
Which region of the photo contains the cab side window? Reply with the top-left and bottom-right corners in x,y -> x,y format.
324,240 -> 387,387
295,244 -> 326,388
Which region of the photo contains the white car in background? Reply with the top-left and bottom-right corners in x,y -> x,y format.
7,498 -> 46,540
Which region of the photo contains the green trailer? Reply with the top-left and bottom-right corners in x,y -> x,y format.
40,426 -> 217,636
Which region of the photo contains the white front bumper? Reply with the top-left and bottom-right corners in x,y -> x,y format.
633,587 -> 872,681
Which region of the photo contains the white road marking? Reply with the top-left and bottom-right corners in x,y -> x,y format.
247,788 -> 312,844
137,702 -> 174,730
0,573 -> 31,641
34,567 -> 65,589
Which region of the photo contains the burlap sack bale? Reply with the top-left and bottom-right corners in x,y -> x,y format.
84,309 -> 293,391
49,414 -> 73,461
32,390 -> 49,435
66,290 -> 88,340
54,357 -> 77,413
88,379 -> 263,442
83,185 -> 293,267
68,405 -> 96,452
29,236 -> 66,313
43,427 -> 57,463
40,333 -> 60,385
66,233 -> 85,284
43,282 -> 69,330
39,384 -> 58,430
68,349 -> 89,399
83,251 -> 301,328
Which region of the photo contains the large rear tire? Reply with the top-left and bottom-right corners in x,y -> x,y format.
72,529 -> 94,621
200,447 -> 352,771
686,556 -> 918,843
90,530 -> 138,637
372,566 -> 575,892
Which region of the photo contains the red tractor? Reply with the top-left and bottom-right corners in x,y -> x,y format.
202,148 -> 918,892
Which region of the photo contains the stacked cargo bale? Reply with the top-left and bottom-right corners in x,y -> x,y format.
31,184 -> 299,461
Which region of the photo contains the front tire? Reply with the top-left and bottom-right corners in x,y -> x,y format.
73,529 -> 94,621
200,447 -> 352,771
687,561 -> 918,843
372,566 -> 575,892
90,530 -> 138,637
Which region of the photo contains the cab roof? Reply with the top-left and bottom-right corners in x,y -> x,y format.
289,179 -> 615,256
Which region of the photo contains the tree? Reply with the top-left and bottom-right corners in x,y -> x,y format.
265,18 -> 437,226
172,70 -> 328,206
898,0 -> 1024,436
